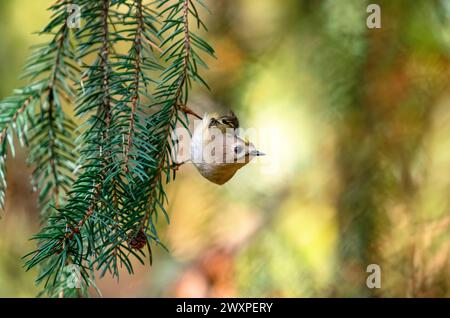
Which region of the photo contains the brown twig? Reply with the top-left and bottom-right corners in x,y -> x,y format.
143,36 -> 163,53
124,0 -> 144,173
46,20 -> 69,209
177,103 -> 202,120
60,0 -> 112,245
101,0 -> 112,139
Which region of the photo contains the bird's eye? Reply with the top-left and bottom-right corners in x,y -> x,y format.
234,145 -> 243,155
208,118 -> 219,128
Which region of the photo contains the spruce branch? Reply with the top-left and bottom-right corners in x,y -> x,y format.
0,0 -> 216,297
24,0 -> 149,290
0,0 -> 82,298
25,0 -> 118,295
0,0 -> 79,216
29,19 -> 78,216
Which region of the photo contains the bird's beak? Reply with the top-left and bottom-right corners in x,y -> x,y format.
250,150 -> 266,157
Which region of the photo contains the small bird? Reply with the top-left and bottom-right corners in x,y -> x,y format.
191,112 -> 264,185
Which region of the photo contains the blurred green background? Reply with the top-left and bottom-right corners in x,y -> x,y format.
1,0 -> 450,297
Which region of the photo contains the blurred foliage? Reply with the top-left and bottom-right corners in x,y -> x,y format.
0,0 -> 449,297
